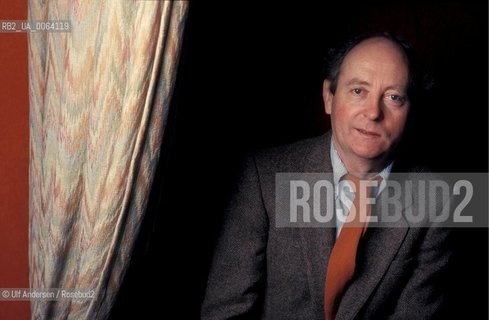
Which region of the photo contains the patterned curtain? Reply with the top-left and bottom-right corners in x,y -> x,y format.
28,1 -> 188,318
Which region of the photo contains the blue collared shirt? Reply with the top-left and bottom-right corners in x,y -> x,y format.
330,142 -> 393,238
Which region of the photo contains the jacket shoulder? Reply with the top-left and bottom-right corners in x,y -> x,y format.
251,134 -> 327,173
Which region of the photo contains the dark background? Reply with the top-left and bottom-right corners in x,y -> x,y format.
111,1 -> 488,319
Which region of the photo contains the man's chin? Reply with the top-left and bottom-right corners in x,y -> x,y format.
353,148 -> 387,162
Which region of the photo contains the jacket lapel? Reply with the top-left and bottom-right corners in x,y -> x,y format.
335,174 -> 412,320
298,132 -> 337,316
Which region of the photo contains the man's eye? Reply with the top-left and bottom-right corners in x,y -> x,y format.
353,88 -> 363,95
387,95 -> 406,105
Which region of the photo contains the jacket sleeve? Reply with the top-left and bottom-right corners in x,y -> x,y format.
201,155 -> 269,320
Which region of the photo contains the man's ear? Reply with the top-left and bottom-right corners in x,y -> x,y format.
323,80 -> 333,115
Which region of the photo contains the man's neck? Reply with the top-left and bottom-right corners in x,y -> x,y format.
332,141 -> 388,179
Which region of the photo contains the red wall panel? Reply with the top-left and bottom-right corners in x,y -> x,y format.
0,0 -> 30,318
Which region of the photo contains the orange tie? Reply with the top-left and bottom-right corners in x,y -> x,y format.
324,174 -> 380,320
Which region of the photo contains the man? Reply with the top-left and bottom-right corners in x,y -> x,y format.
201,32 -> 451,320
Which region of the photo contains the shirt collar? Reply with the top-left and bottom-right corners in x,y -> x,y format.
330,141 -> 393,186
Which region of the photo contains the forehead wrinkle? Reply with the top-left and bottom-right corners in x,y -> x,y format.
345,78 -> 370,87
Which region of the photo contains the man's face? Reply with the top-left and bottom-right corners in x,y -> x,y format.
323,37 -> 410,171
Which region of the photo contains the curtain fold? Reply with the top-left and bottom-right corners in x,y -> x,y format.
28,1 -> 188,318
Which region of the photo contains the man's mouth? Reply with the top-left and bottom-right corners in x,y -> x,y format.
355,128 -> 381,137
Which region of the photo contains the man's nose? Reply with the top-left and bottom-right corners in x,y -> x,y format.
362,97 -> 383,121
